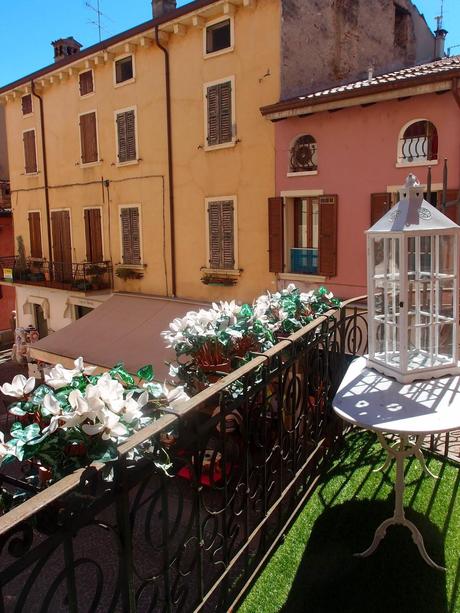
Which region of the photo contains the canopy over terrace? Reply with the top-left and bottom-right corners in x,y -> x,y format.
29,294 -> 208,380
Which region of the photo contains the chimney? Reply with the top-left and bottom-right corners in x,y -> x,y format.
152,0 -> 177,18
51,37 -> 82,62
434,27 -> 448,60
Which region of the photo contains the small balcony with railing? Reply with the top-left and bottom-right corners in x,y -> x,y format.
0,257 -> 113,292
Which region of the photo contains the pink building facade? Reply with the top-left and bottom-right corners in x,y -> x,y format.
263,56 -> 460,301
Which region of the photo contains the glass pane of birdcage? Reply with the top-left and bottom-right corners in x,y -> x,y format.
419,279 -> 432,313
372,238 -> 384,277
439,235 -> 454,276
420,236 -> 432,275
438,323 -> 454,360
439,278 -> 454,319
384,237 -> 400,279
407,236 -> 416,279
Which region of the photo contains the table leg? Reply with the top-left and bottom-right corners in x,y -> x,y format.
355,434 -> 444,571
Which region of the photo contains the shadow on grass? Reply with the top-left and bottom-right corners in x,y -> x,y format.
281,499 -> 447,613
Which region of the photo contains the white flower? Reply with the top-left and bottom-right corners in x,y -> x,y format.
0,374 -> 35,398
285,283 -> 297,293
123,391 -> 148,424
42,393 -> 63,433
162,383 -> 189,406
73,357 -> 97,375
82,411 -> 128,440
94,373 -> 125,413
45,364 -> 79,390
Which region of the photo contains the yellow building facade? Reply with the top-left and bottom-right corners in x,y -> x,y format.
0,0 -> 280,334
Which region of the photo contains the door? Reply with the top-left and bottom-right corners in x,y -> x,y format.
51,210 -> 72,282
84,209 -> 103,263
33,304 -> 48,338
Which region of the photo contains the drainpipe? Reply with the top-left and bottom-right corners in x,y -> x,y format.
31,80 -> 53,280
155,26 -> 176,297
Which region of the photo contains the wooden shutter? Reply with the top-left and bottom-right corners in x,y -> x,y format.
207,201 -> 235,269
117,110 -> 136,163
218,82 -> 232,144
318,195 -> 337,277
80,113 -> 98,164
206,81 -> 232,146
28,212 -> 42,259
51,211 -> 72,282
441,189 -> 459,223
23,130 -> 37,174
370,193 -> 391,226
79,70 -> 93,96
84,209 -> 103,262
22,95 -> 32,115
120,207 -> 141,265
268,197 -> 284,273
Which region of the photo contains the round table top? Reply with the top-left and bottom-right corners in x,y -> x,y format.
333,357 -> 460,435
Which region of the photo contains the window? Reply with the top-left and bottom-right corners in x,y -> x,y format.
268,195 -> 337,276
205,19 -> 232,55
116,109 -> 137,163
120,206 -> 141,265
79,112 -> 99,164
23,129 -> 37,174
28,211 -> 43,258
206,199 -> 236,270
21,94 -> 32,116
75,305 -> 93,320
79,70 -> 94,96
398,120 -> 438,164
205,79 -> 234,148
84,208 -> 103,262
115,56 -> 134,84
290,135 -> 318,173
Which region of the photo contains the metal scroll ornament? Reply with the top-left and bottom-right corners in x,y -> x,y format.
290,135 -> 317,172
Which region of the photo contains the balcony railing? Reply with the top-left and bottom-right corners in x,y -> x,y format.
0,257 -> 113,292
0,299 -> 457,611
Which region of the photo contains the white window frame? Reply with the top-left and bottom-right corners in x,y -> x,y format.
22,128 -> 39,175
28,209 -> 45,261
204,196 -> 239,271
114,106 -> 139,166
396,118 -> 439,168
78,110 -> 101,167
21,93 -> 33,118
203,75 -> 236,152
203,15 -> 235,59
82,206 -> 105,262
113,53 -> 135,88
78,68 -> 95,98
118,204 -> 143,267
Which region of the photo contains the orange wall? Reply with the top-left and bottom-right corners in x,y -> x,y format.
275,92 -> 460,300
0,214 -> 15,331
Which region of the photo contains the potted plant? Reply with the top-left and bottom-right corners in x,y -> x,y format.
115,267 -> 144,281
13,236 -> 31,282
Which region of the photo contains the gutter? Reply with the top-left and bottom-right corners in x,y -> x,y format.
31,81 -> 53,280
155,26 -> 176,298
452,77 -> 460,110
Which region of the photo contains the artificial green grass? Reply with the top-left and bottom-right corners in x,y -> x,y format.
238,431 -> 460,613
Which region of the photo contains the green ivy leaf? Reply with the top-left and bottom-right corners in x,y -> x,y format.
30,385 -> 53,405
136,364 -> 154,383
110,363 -> 135,387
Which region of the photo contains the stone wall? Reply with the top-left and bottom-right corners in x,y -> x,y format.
281,0 -> 435,99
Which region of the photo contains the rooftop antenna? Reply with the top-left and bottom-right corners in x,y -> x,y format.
85,0 -> 113,41
435,0 -> 444,30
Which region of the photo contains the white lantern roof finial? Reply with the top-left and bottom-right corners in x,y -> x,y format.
405,173 -> 420,188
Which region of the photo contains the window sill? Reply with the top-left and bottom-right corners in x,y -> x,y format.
201,267 -> 241,277
204,46 -> 234,60
116,159 -> 140,167
80,160 -> 101,168
114,78 -> 135,89
79,92 -> 96,99
279,272 -> 327,283
116,264 -> 144,270
287,170 -> 318,177
395,160 -> 438,168
22,113 -> 34,119
204,140 -> 237,152
24,172 -> 39,177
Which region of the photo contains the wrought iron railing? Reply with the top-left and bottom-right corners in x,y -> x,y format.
0,257 -> 113,292
400,135 -> 437,163
0,298 -> 456,611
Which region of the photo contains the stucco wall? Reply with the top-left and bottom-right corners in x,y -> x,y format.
4,0 -> 280,315
281,0 -> 435,99
275,91 -> 460,300
0,214 -> 15,331
0,106 -> 8,180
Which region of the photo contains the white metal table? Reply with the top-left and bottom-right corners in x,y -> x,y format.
333,356 -> 460,570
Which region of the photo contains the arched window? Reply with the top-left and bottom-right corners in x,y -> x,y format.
399,120 -> 438,164
290,135 -> 318,173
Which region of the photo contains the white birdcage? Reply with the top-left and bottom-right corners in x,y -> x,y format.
367,174 -> 460,383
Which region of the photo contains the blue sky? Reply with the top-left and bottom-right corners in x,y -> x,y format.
0,0 -> 459,88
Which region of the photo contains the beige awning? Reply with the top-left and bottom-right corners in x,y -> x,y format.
29,293 -> 208,380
